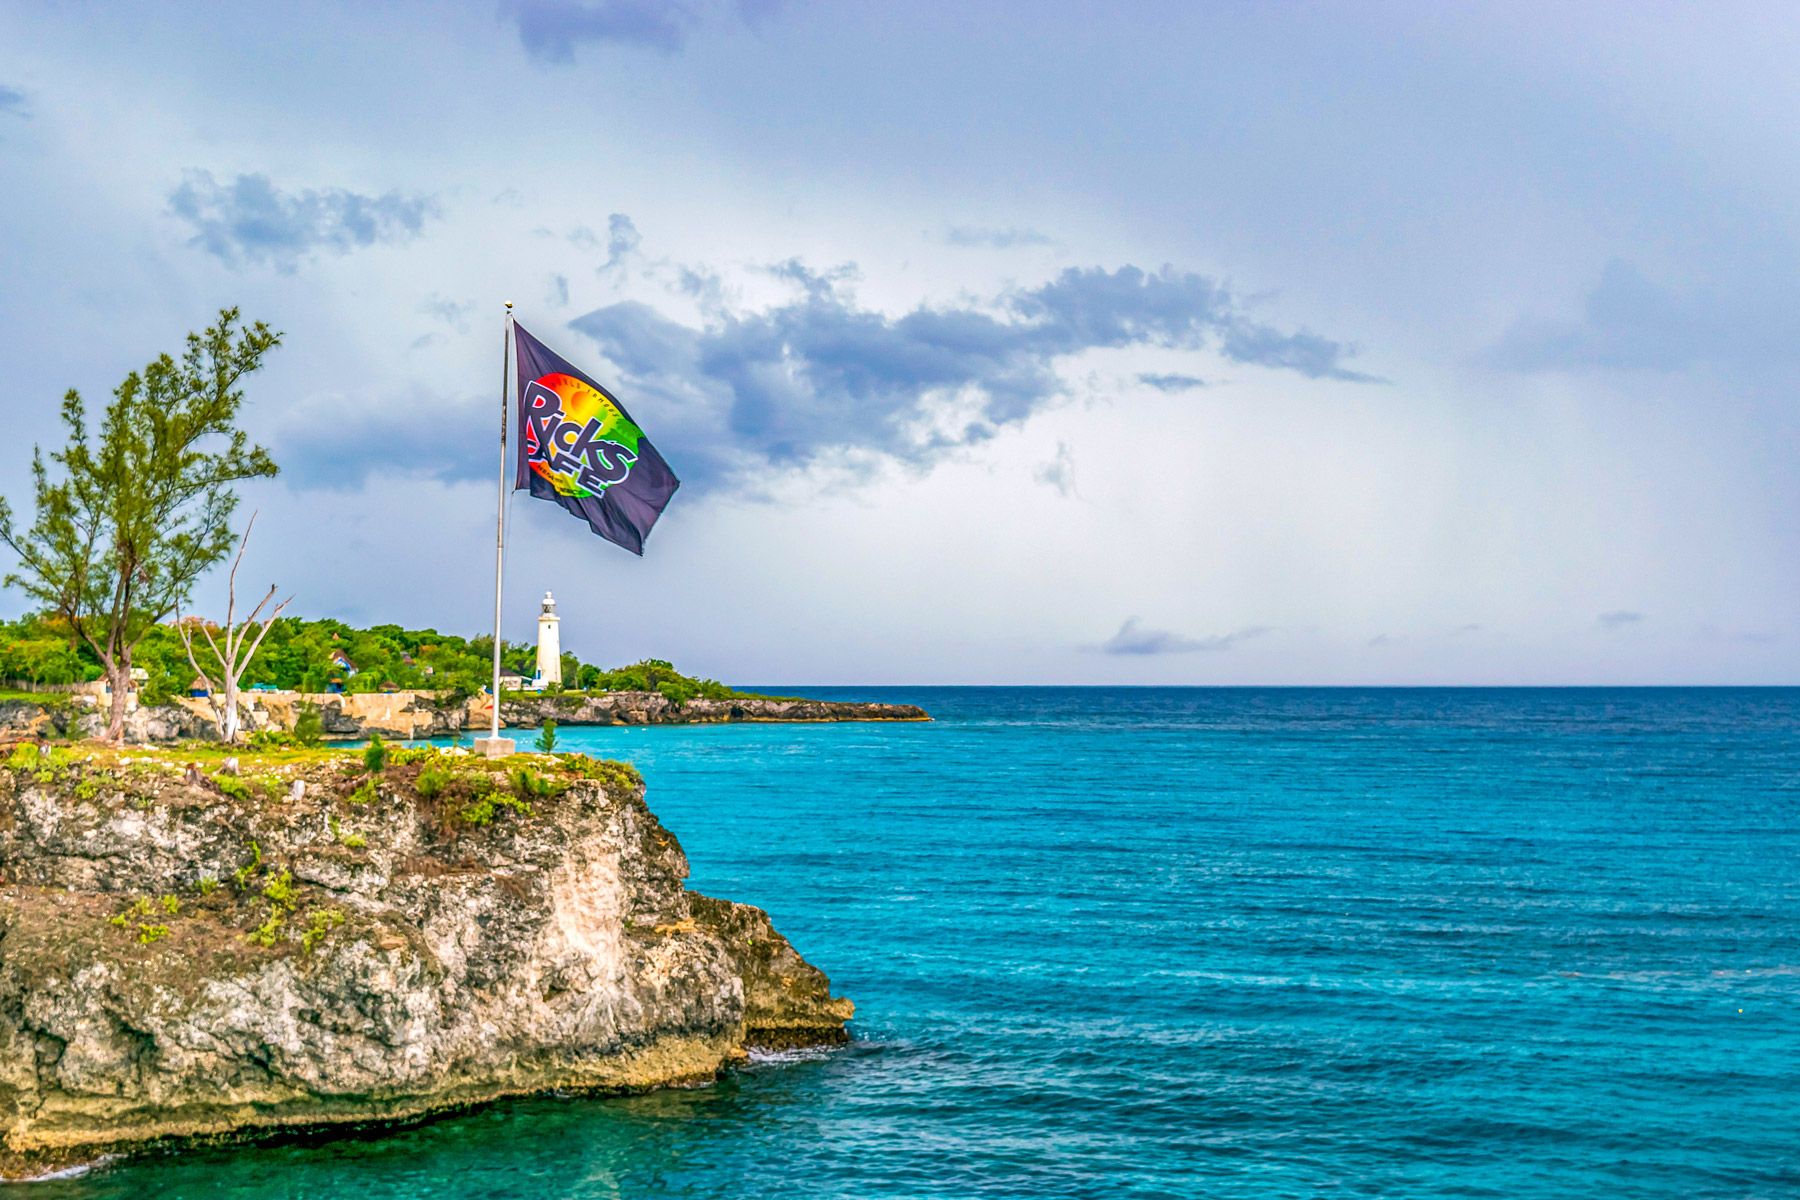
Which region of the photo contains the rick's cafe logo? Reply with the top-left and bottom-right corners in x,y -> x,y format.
521,373 -> 642,498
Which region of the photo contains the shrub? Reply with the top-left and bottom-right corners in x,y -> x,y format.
362,734 -> 387,774
329,816 -> 368,850
561,755 -> 642,792
109,896 -> 174,945
7,743 -> 72,783
461,787 -> 532,827
348,777 -> 379,805
293,704 -> 325,747
196,876 -> 220,896
214,772 -> 252,801
509,765 -> 561,801
232,840 -> 264,890
247,907 -> 284,947
262,869 -> 296,911
301,907 -> 345,954
415,765 -> 452,799
535,719 -> 558,753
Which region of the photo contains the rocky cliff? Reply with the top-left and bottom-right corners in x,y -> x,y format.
0,691 -> 929,745
498,692 -> 929,730
0,745 -> 851,1177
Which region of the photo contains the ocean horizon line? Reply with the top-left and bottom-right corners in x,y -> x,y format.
747,681 -> 1800,691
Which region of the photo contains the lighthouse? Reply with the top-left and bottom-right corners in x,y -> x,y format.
535,591 -> 562,687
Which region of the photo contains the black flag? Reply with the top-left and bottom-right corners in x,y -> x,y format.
512,322 -> 680,555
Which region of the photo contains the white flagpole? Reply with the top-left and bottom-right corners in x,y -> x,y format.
479,301 -> 515,755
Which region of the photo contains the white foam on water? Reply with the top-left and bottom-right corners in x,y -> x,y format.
744,1044 -> 840,1066
3,1155 -> 115,1184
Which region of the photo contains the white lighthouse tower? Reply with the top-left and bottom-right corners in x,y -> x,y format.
535,591 -> 562,687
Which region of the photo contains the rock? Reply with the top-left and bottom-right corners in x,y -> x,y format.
1,690 -> 929,746
498,692 -> 931,730
0,749 -> 851,1176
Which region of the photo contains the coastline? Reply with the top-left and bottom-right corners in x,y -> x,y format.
0,690 -> 930,746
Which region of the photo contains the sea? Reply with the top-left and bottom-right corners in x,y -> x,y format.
31,688 -> 1800,1199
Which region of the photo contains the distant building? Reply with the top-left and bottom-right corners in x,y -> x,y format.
535,592 -> 562,687
328,650 -> 358,676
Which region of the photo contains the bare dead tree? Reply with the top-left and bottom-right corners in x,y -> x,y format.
178,512 -> 291,744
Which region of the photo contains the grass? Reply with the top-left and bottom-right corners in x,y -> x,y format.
0,689 -> 77,711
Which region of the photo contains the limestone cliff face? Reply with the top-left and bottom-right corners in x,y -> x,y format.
0,748 -> 850,1175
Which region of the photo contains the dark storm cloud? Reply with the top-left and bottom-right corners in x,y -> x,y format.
570,260 -> 1374,489
168,171 -> 439,271
1098,619 -> 1272,656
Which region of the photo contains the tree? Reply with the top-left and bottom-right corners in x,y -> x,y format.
0,309 -> 281,742
177,513 -> 291,743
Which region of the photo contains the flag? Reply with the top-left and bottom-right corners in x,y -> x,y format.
512,321 -> 680,555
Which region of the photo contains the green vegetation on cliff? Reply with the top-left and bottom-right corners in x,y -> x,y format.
0,612 -> 743,704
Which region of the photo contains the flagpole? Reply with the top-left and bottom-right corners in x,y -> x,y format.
478,301 -> 515,756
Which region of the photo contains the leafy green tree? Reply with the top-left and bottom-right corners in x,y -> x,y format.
535,718 -> 558,753
0,309 -> 281,742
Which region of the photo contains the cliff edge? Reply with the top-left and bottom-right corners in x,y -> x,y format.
0,744 -> 851,1177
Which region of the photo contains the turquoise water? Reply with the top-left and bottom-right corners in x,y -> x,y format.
34,688 -> 1800,1198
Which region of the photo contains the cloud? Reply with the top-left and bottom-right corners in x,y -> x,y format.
505,0 -> 771,60
1034,441 -> 1076,497
0,85 -> 27,118
420,296 -> 474,329
570,258 -> 1373,489
1137,372 -> 1207,392
600,213 -> 641,275
267,392 -> 489,491
1597,609 -> 1644,630
940,225 -> 1054,249
1098,618 -> 1272,656
1489,258 -> 1800,375
168,171 -> 439,270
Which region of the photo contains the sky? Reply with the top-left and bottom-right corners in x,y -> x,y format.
1,1 -> 1796,685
